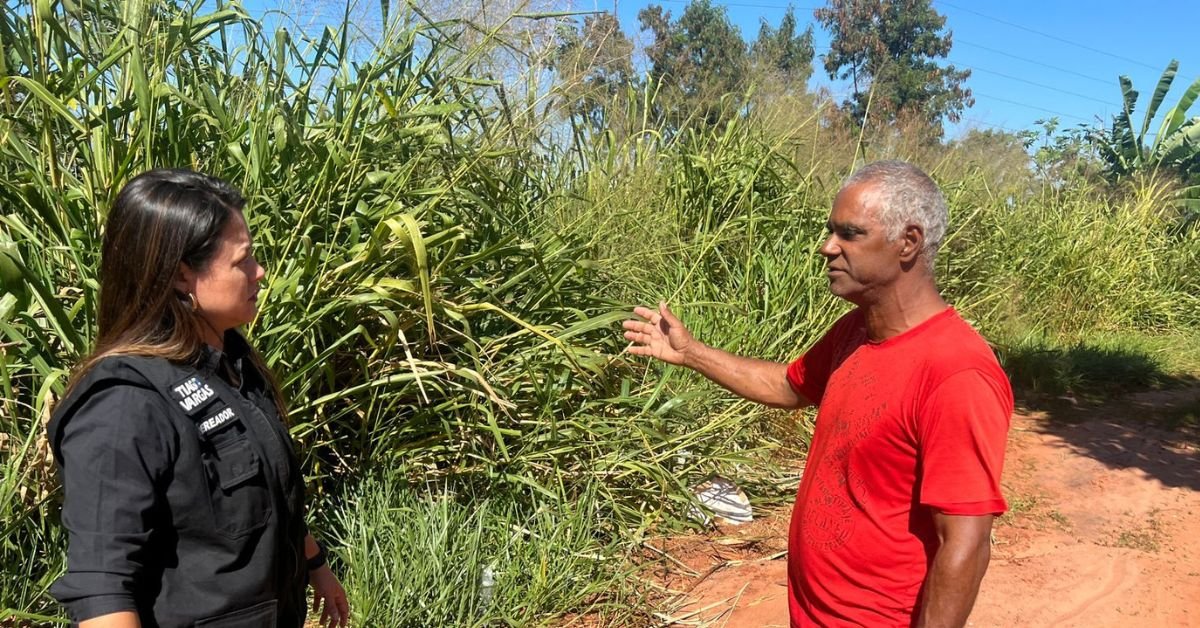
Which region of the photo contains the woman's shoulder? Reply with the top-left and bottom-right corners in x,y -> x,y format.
64,354 -> 168,400
49,369 -> 185,470
49,356 -> 179,452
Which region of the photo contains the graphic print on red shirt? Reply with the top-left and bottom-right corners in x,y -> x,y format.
784,307 -> 1012,627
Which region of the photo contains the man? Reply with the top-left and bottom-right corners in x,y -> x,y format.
623,160 -> 1012,627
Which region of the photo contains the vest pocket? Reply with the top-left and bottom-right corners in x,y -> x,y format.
203,438 -> 272,538
194,599 -> 278,627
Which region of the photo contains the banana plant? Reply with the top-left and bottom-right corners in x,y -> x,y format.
1094,59 -> 1200,181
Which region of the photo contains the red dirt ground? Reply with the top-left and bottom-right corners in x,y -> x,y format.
653,387 -> 1200,627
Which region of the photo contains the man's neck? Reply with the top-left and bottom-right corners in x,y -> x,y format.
859,282 -> 948,342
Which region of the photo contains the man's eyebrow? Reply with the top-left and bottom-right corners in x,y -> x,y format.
827,221 -> 865,232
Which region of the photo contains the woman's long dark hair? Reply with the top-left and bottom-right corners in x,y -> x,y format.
65,169 -> 287,417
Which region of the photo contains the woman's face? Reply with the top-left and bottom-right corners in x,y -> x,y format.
181,210 -> 265,335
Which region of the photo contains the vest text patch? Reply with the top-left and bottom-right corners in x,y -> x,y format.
198,405 -> 238,436
171,376 -> 216,413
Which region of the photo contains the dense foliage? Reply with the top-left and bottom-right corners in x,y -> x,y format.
0,1 -> 1197,624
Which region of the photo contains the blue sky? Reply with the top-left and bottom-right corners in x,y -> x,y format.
601,0 -> 1200,139
242,0 -> 1199,140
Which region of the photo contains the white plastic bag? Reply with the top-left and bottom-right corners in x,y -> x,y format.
690,475 -> 753,525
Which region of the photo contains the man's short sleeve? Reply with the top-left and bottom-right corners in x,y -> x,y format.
786,312 -> 862,404
916,369 -> 1012,516
786,338 -> 835,404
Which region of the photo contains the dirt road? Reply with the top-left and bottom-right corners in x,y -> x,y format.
658,388 -> 1200,627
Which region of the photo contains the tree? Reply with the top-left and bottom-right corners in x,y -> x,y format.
552,13 -> 635,132
814,0 -> 971,134
750,6 -> 816,89
1025,118 -> 1102,186
638,0 -> 748,127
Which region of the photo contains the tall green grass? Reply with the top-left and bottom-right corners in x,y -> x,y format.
330,474 -> 644,627
0,0 -> 1198,623
942,173 -> 1200,336
0,1 -> 770,619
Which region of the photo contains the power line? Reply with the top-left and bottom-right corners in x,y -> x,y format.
934,0 -> 1162,72
972,91 -> 1095,123
958,64 -> 1117,107
809,42 -> 1118,110
955,39 -> 1115,87
653,0 -> 1164,83
650,0 -> 819,10
812,62 -> 1099,129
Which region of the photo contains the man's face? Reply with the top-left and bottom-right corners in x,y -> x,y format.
819,182 -> 905,305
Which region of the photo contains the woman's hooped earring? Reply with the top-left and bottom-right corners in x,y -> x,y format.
183,292 -> 199,312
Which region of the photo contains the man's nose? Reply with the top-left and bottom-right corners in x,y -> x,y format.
819,235 -> 839,257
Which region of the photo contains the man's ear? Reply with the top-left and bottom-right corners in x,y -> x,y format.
899,224 -> 924,263
175,263 -> 196,296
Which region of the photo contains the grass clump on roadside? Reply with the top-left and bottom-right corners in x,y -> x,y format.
326,474 -> 646,627
992,330 -> 1200,399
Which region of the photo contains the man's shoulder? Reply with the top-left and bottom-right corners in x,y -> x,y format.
926,308 -> 994,346
917,310 -> 1007,377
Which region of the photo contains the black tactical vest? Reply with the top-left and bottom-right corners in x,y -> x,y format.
48,352 -> 307,627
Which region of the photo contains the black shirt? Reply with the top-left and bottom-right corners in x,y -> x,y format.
47,332 -> 307,627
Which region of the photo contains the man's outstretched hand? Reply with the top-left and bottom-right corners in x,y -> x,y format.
622,301 -> 697,366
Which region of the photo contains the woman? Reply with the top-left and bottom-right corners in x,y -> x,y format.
47,169 -> 349,627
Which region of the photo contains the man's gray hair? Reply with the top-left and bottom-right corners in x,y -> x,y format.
843,160 -> 948,261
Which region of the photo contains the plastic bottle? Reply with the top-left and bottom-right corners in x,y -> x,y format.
479,564 -> 496,606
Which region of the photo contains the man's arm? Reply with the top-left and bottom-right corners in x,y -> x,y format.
916,512 -> 993,628
622,302 -> 810,409
680,341 -> 807,408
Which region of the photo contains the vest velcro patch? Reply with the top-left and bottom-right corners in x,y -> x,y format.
170,375 -> 217,415
197,404 -> 238,437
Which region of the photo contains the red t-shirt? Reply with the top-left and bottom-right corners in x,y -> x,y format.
785,307 -> 1012,627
